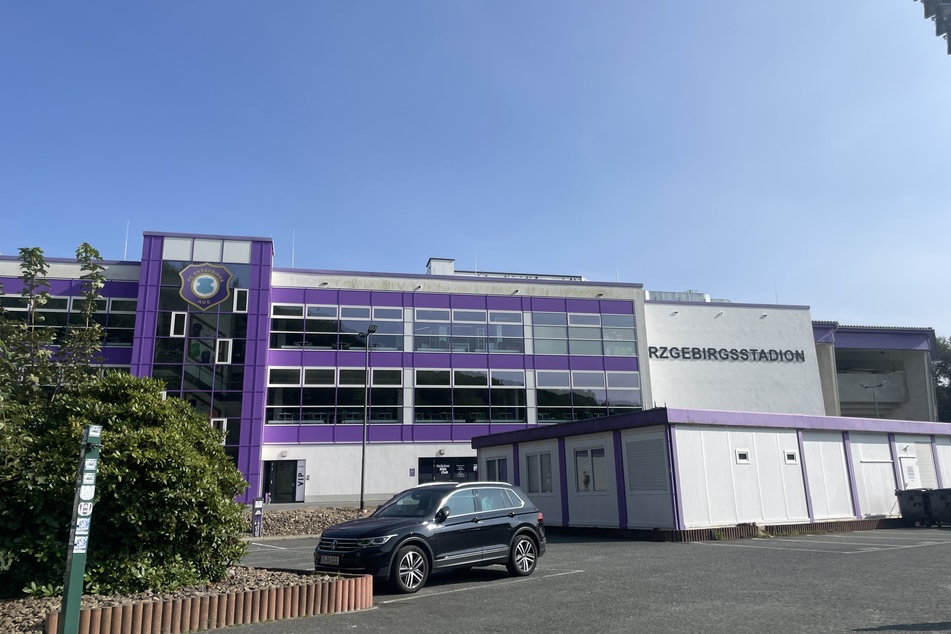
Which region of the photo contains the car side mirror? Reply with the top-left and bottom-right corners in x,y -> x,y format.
434,506 -> 450,523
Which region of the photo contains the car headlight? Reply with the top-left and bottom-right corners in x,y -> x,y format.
356,534 -> 397,547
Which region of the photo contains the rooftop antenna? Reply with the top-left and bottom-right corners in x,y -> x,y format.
474,244 -> 478,275
291,230 -> 296,268
123,220 -> 130,260
774,277 -> 779,304
616,267 -> 619,283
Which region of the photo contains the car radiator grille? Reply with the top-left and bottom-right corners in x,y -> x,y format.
317,537 -> 362,552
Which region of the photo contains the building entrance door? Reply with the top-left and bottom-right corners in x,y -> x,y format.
417,457 -> 477,484
263,460 -> 303,503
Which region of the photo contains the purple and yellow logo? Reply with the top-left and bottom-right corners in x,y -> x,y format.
179,263 -> 233,311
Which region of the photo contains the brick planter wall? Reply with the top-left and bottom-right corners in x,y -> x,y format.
43,574 -> 372,634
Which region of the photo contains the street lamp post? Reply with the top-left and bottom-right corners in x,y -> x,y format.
861,381 -> 886,419
359,324 -> 377,513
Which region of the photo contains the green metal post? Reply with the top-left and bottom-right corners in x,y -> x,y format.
58,425 -> 102,634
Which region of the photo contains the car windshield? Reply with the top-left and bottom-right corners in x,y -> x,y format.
373,489 -> 445,518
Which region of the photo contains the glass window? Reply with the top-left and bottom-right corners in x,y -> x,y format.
575,448 -> 607,492
485,457 -> 508,483
569,313 -> 601,326
537,371 -> 570,387
110,299 -> 137,312
526,453 -> 553,494
373,307 -> 403,320
491,371 -> 524,387
533,312 -> 567,326
572,372 -> 605,388
607,373 -> 639,388
535,340 -> 569,355
373,369 -> 402,385
307,305 -> 337,318
416,309 -> 450,321
339,369 -> 367,385
304,368 -> 335,385
341,306 -> 370,319
454,370 -> 487,385
272,305 -> 304,317
569,340 -> 602,356
534,326 -> 567,338
268,368 -> 301,385
444,490 -> 477,517
602,314 -> 635,328
453,310 -> 486,322
416,370 -> 451,386
489,311 -> 522,323
233,289 -> 249,313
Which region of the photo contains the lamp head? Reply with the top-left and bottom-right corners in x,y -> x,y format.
367,324 -> 378,334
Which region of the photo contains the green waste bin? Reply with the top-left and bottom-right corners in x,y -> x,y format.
895,488 -> 933,527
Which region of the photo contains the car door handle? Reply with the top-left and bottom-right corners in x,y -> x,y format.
508,512 -> 516,517
470,517 -> 481,523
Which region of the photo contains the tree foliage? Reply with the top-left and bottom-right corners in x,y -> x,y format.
935,335 -> 951,423
0,246 -> 247,598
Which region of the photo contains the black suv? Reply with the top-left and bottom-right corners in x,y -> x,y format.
314,481 -> 546,593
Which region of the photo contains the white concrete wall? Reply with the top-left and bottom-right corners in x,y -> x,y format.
262,443 -> 476,504
674,426 -> 809,529
848,433 -> 899,517
643,303 -> 825,415
801,431 -> 855,520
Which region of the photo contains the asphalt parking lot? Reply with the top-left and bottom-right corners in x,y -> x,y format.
229,528 -> 951,634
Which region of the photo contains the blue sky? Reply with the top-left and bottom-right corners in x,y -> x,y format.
2,1 -> 949,335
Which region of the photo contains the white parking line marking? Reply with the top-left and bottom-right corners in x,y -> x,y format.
692,542 -> 852,554
378,570 -> 585,604
249,542 -> 288,550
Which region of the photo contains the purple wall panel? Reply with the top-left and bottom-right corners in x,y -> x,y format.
415,293 -> 450,308
369,425 -> 405,442
613,430 -> 627,529
238,238 -> 274,503
512,443 -> 520,487
569,357 -> 605,371
565,299 -> 600,314
304,289 -> 339,303
371,291 -> 404,307
130,234 -> 164,376
413,353 -> 452,369
486,296 -> 523,311
339,290 -> 372,305
269,349 -> 305,366
100,348 -> 133,365
412,425 -> 454,441
271,288 -> 305,303
599,299 -> 635,314
604,357 -> 639,371
796,430 -> 814,522
488,355 -> 533,370
450,295 -> 487,309
558,438 -> 569,527
263,425 -> 300,443
834,330 -> 933,352
101,281 -> 140,298
451,353 -> 489,367
530,297 -> 566,312
533,356 -> 572,370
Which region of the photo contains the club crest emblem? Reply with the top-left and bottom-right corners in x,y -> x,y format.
179,263 -> 233,311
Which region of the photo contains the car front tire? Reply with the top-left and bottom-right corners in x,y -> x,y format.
506,534 -> 538,577
391,545 -> 429,593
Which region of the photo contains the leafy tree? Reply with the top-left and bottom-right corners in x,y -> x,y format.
935,335 -> 951,423
0,246 -> 247,598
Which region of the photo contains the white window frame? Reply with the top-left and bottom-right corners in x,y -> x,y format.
526,451 -> 554,495
211,418 -> 227,444
216,339 -> 233,365
170,311 -> 187,338
736,448 -> 751,464
574,446 -> 608,493
267,367 -> 303,386
233,288 -> 249,313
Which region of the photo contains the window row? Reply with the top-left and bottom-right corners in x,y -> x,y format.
0,295 -> 138,346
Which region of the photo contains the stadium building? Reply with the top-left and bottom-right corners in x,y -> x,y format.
0,232 -> 940,527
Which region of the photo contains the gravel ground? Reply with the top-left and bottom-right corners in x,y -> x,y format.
0,507 -> 364,634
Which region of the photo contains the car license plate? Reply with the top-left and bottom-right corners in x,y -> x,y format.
320,555 -> 339,566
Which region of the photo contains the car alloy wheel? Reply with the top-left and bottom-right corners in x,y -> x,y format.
392,545 -> 429,593
506,535 -> 537,576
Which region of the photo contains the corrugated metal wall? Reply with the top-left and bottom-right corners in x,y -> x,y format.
848,433 -> 899,517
